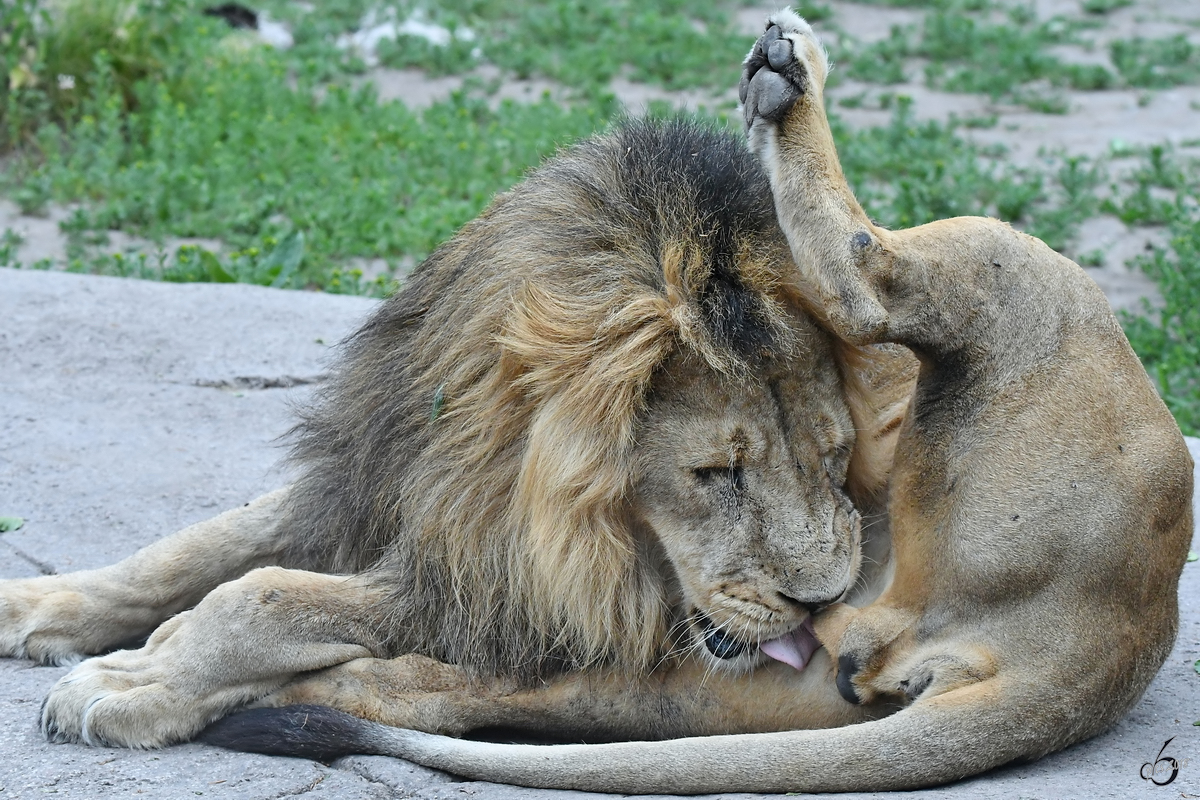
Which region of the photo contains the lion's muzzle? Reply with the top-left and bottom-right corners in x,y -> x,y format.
696,613 -> 821,671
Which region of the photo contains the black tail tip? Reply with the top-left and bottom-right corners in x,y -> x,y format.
199,705 -> 374,762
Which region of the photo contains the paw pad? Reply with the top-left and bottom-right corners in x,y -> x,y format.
740,21 -> 815,130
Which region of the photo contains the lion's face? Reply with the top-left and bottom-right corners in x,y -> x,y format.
633,348 -> 861,672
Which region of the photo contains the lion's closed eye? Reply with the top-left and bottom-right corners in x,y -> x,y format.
692,466 -> 745,491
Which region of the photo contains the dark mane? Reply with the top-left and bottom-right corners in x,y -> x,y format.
278,118 -> 799,677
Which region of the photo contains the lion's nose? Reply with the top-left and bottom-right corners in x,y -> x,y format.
777,591 -> 839,615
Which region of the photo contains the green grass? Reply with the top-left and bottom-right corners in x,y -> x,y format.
832,97 -> 1101,251
251,0 -> 761,96
1082,0 -> 1132,13
1118,198 -> 1200,432
1111,35 -> 1200,89
3,45 -> 1101,290
1098,144 -> 1200,435
3,14 -> 612,290
840,1 -> 1200,108
1,0 -> 1199,431
840,3 -> 1112,110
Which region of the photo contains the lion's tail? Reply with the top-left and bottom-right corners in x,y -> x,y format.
200,676 -> 1101,793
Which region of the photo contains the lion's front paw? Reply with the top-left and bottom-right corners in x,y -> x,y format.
739,10 -> 829,132
812,604 -> 915,706
41,648 -> 212,748
0,578 -> 91,666
819,604 -> 998,707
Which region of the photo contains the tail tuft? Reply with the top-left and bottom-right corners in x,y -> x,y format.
199,705 -> 379,762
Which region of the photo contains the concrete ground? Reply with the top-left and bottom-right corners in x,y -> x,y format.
0,266 -> 1198,799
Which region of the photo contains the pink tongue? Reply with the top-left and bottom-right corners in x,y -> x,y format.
759,617 -> 820,671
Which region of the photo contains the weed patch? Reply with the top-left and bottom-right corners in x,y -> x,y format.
1111,35 -> 1200,89
258,0 -> 756,95
833,98 -> 1098,250
1102,146 -> 1200,435
1121,214 -> 1200,435
4,42 -> 610,288
1081,0 -> 1131,13
840,1 -> 1112,110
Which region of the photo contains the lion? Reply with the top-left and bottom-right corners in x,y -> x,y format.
192,10 -> 1194,793
0,117 -> 917,748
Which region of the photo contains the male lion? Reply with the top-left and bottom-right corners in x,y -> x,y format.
0,118 -> 915,747
196,10 -> 1194,793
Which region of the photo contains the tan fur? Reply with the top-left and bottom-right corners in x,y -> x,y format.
271,11 -> 1192,793
0,119 -> 914,749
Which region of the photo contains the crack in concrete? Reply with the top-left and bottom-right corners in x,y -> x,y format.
0,539 -> 56,575
193,374 -> 329,391
263,771 -> 329,800
332,758 -> 427,799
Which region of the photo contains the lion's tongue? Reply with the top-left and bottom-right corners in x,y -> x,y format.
759,617 -> 820,671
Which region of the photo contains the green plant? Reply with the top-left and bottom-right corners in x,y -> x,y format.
60,235 -> 397,296
1107,146 -> 1200,435
1122,214 -> 1200,435
841,2 -> 1113,111
1023,154 -> 1104,251
4,28 -> 613,288
41,0 -> 188,115
1103,144 -> 1189,226
1082,0 -> 1132,13
1015,88 -> 1070,115
0,228 -> 24,267
261,0 -> 759,96
1,0 -> 51,150
793,3 -> 835,23
830,99 -> 1097,251
843,26 -> 912,85
1111,35 -> 1200,88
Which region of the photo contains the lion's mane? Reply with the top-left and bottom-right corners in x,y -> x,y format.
279,119 -> 897,679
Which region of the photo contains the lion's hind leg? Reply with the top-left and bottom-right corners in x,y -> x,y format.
244,654 -> 503,738
206,645 -> 881,758
0,488 -> 293,665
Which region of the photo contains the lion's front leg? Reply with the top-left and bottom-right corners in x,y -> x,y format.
740,13 -> 892,345
0,488 -> 293,665
741,11 -> 1114,360
40,566 -> 388,748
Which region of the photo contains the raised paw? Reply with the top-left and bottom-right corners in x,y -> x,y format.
739,9 -> 829,132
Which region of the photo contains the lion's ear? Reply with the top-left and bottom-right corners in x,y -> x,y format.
835,340 -> 918,505
500,282 -> 675,668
